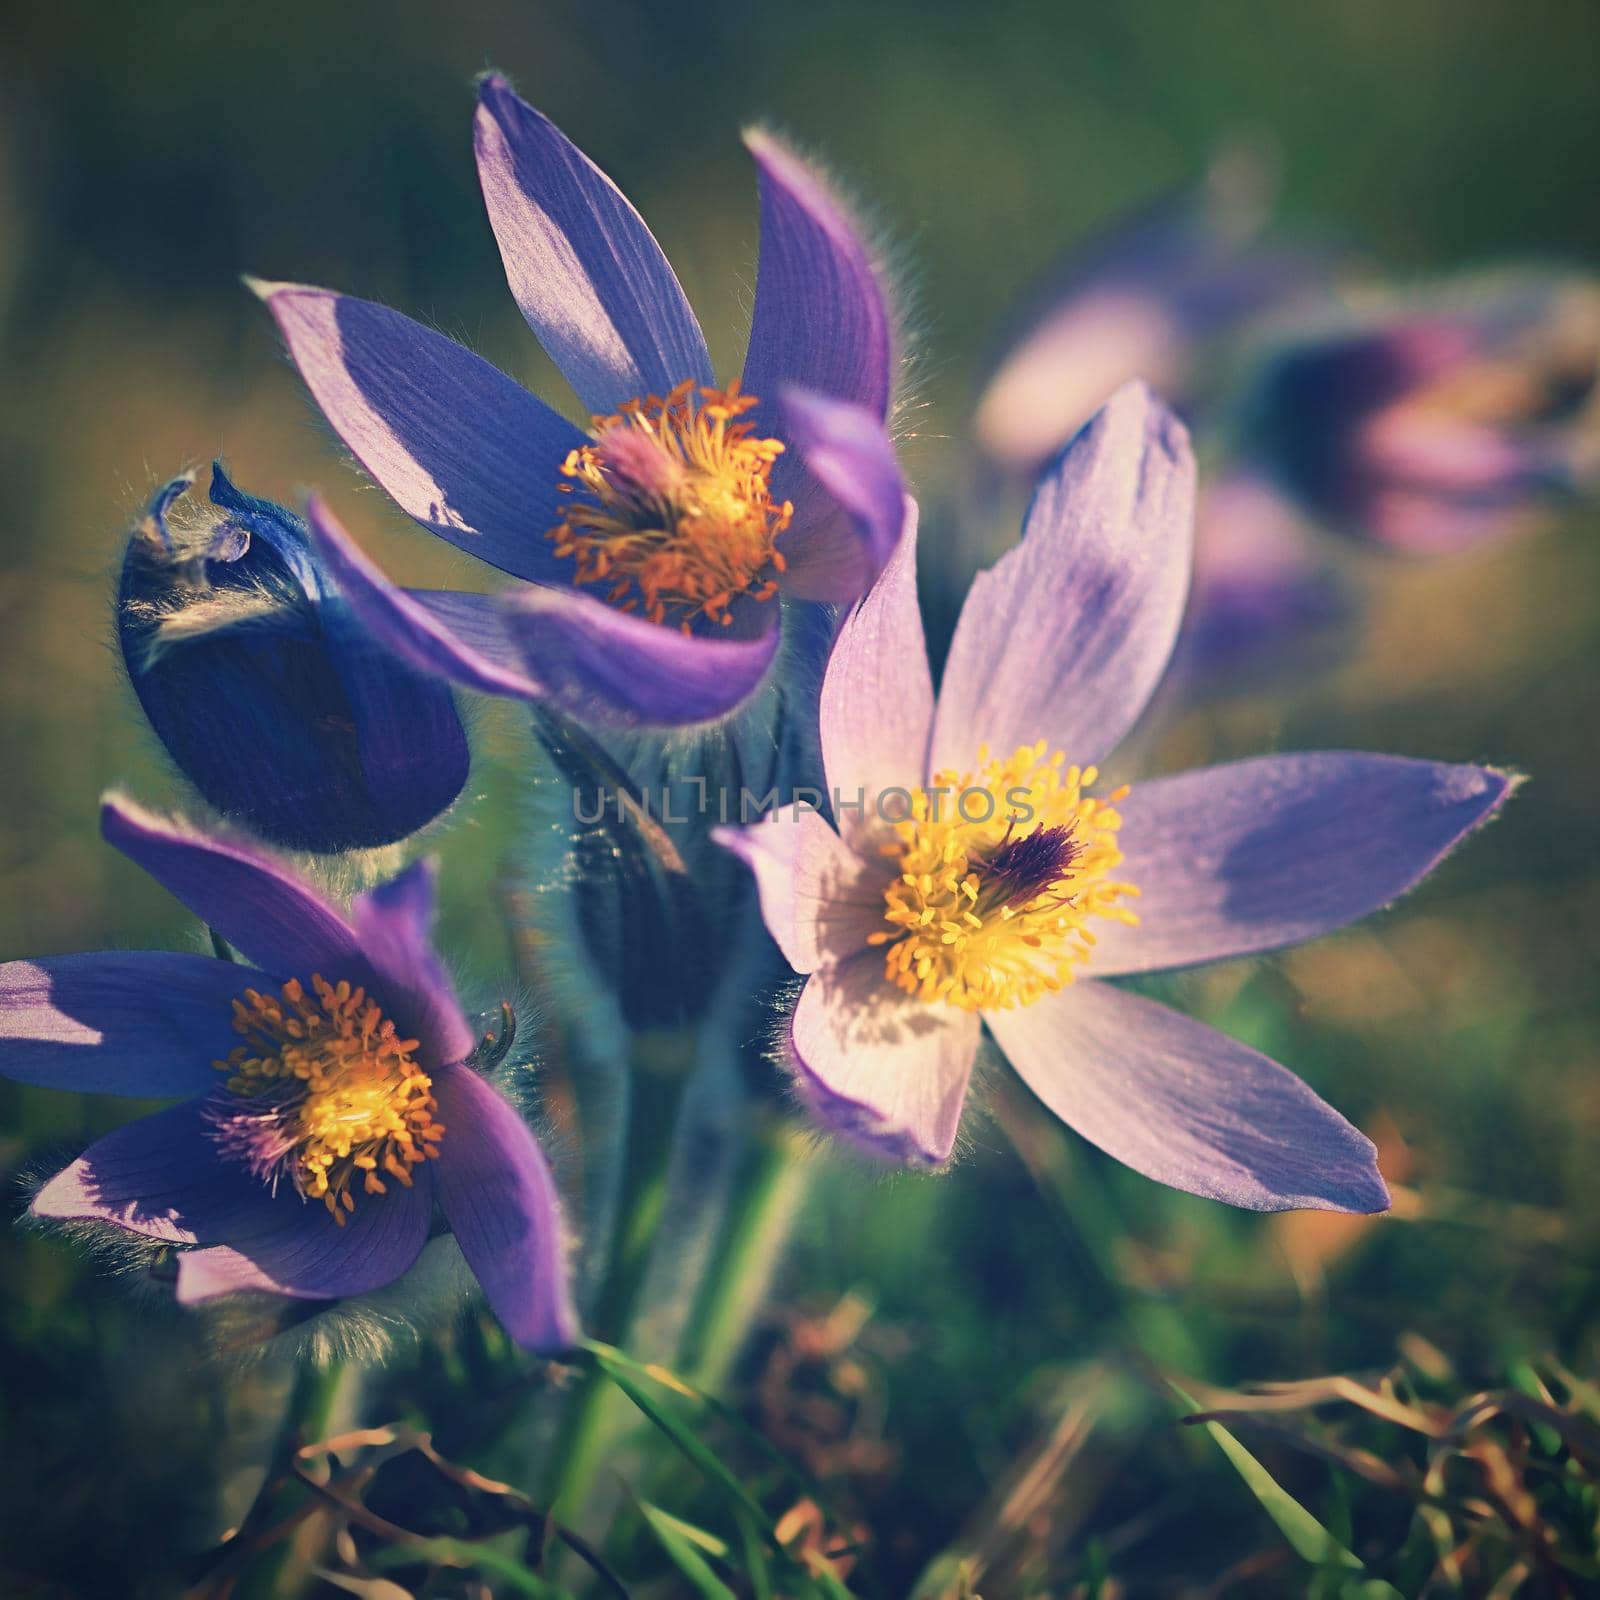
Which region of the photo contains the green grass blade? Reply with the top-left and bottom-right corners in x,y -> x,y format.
1171,1383 -> 1403,1597
633,1499 -> 740,1600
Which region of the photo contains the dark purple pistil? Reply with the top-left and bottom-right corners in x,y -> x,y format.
980,825 -> 1080,909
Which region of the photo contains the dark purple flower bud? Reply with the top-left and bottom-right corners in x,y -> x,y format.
117,464 -> 469,853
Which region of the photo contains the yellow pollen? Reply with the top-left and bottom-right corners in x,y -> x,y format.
214,975 -> 444,1224
871,741 -> 1140,1012
548,378 -> 793,631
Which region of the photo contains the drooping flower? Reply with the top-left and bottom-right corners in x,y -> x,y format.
118,465 -> 469,853
973,149 -> 1316,475
0,796 -> 576,1349
1240,271 -> 1600,553
250,74 -> 904,730
718,383 -> 1514,1207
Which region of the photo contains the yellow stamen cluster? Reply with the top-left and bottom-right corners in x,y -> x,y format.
214,975 -> 444,1223
549,379 -> 793,631
870,741 -> 1139,1011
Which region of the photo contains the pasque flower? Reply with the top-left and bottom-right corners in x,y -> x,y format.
251,74 -> 903,730
1242,272 -> 1600,553
1173,471 -> 1349,685
118,464 -> 469,853
719,383 -> 1513,1207
0,796 -> 576,1349
974,150 -> 1314,475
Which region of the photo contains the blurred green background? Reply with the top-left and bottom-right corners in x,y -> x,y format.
2,1 -> 1599,1594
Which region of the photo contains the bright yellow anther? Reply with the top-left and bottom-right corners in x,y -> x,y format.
548,379 -> 792,631
214,974 -> 445,1224
874,741 -> 1139,1012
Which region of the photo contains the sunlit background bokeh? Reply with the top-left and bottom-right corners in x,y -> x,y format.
3,2 -> 1599,1594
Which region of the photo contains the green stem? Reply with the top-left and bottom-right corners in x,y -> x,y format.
233,1360 -> 347,1600
540,1029 -> 695,1520
677,1120 -> 811,1391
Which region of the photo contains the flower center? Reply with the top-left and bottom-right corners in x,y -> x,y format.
868,741 -> 1139,1012
209,975 -> 444,1223
549,380 -> 793,631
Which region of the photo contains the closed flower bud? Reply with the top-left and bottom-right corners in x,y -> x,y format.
117,464 -> 470,852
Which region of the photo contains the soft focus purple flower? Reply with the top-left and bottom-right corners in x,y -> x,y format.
974,149 -> 1315,475
718,383 -> 1514,1208
1243,273 -> 1600,553
0,796 -> 577,1350
251,75 -> 904,731
1174,471 -> 1350,685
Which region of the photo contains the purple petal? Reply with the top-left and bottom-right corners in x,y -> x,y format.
818,506 -> 934,844
930,383 -> 1196,773
175,1165 -> 433,1303
989,981 -> 1389,1212
0,951 -> 248,1097
741,130 -> 894,538
174,1248 -> 286,1300
255,282 -> 584,584
1176,473 -> 1348,683
473,75 -> 714,415
1090,754 -> 1515,976
499,582 -> 781,729
101,795 -> 366,982
712,807 -> 884,974
351,861 -> 475,1066
976,287 -> 1187,475
777,387 -> 908,603
431,1066 -> 578,1351
1357,489 -> 1530,556
306,496 -> 779,727
302,498 -> 543,698
974,154 -> 1312,473
788,954 -> 980,1167
32,1098 -> 291,1243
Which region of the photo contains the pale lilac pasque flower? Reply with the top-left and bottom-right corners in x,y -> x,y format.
0,796 -> 576,1348
719,383 -> 1513,1208
253,74 -> 904,730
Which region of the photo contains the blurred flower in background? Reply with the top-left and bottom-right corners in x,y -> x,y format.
1173,469 -> 1350,682
1239,270 -> 1600,553
973,164 -> 1600,692
972,145 -> 1314,476
118,465 -> 470,854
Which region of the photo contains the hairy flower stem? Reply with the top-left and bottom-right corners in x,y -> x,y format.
540,1029 -> 695,1523
677,1118 -> 812,1390
233,1360 -> 348,1600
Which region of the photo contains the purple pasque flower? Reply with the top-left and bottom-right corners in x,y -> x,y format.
717,383 -> 1514,1209
0,796 -> 576,1349
1173,471 -> 1350,686
250,74 -> 904,731
974,148 -> 1316,475
1243,272 -> 1600,554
